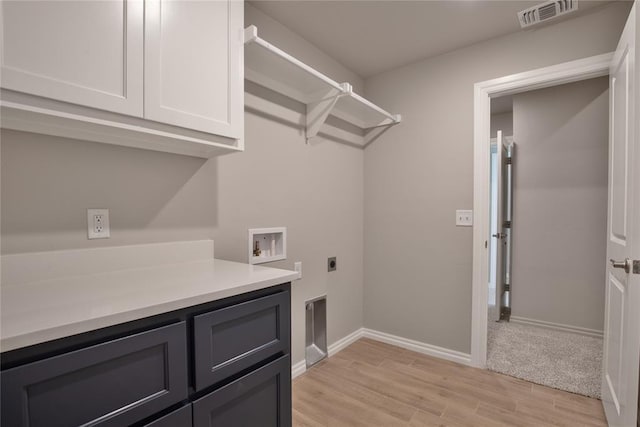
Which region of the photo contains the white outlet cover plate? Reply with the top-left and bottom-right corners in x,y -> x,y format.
294,261 -> 302,280
456,209 -> 473,226
87,208 -> 110,239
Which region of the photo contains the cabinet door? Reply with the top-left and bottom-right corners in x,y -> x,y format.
193,291 -> 290,391
1,322 -> 188,427
0,0 -> 143,116
143,404 -> 192,427
193,355 -> 292,427
144,0 -> 243,139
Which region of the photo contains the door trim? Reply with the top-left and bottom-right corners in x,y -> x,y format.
471,52 -> 613,368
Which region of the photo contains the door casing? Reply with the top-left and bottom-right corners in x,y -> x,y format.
471,52 -> 614,368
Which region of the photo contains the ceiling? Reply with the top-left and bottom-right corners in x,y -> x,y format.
250,0 -> 613,78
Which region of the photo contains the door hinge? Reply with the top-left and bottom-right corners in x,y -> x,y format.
504,157 -> 512,165
634,260 -> 640,275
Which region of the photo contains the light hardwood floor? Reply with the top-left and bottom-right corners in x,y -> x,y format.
292,338 -> 607,427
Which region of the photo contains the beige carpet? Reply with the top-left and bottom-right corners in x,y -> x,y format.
486,320 -> 603,398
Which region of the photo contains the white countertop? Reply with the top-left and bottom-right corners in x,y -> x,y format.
1,257 -> 298,352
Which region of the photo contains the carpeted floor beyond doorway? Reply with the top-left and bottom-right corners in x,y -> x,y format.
487,320 -> 603,398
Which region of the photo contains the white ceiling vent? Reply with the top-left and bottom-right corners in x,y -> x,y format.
518,0 -> 578,28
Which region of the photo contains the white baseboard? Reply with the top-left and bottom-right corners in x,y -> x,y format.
510,316 -> 604,338
292,327 -> 473,378
362,328 -> 472,366
328,328 -> 365,357
291,327 -> 364,379
291,359 -> 306,379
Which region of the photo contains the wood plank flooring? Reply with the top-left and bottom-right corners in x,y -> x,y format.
292,338 -> 607,427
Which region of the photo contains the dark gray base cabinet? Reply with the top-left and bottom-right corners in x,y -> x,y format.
2,323 -> 188,427
1,283 -> 292,427
144,405 -> 192,427
193,355 -> 291,427
194,291 -> 290,391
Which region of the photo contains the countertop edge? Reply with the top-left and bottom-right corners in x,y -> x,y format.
1,264 -> 298,353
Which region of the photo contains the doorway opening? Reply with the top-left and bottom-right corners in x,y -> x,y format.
485,82 -> 608,398
471,53 -> 613,371
474,12 -> 639,423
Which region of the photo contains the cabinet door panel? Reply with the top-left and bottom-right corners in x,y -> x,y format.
194,291 -> 290,391
0,0 -> 143,116
145,0 -> 243,138
1,322 -> 188,427
193,355 -> 291,427
144,404 -> 192,427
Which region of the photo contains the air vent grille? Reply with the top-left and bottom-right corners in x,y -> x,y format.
538,3 -> 557,20
518,0 -> 578,28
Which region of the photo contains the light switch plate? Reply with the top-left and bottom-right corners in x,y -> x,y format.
294,261 -> 302,280
456,210 -> 473,226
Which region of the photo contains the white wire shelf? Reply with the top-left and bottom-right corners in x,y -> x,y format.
244,25 -> 401,144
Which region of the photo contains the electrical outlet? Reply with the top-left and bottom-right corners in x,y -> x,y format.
456,209 -> 473,227
87,209 -> 110,239
294,261 -> 302,280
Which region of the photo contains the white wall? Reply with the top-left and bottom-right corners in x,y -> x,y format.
0,4 -> 366,367
491,112 -> 513,138
363,2 -> 631,354
510,77 -> 608,332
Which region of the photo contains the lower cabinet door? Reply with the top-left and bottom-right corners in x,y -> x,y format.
192,355 -> 291,427
144,404 -> 192,427
1,322 -> 188,427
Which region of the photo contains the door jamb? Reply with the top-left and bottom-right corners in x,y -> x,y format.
471,52 -> 613,368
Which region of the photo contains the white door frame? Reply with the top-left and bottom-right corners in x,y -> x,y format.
471,52 -> 614,367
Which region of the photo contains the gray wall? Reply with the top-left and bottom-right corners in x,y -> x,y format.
510,77 -> 608,332
363,2 -> 630,354
0,1 -> 632,363
245,5 -> 364,94
491,112 -> 513,138
0,4 -> 365,367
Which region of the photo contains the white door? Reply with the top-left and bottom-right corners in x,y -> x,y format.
493,131 -> 511,321
144,0 -> 243,139
0,0 -> 143,116
602,3 -> 640,426
493,131 -> 505,321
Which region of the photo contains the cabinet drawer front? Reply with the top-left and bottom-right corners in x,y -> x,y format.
0,0 -> 143,116
144,404 -> 192,427
192,355 -> 291,427
1,322 -> 188,427
194,291 -> 290,391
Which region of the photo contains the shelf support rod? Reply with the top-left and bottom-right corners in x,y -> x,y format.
305,83 -> 351,142
364,114 -> 403,130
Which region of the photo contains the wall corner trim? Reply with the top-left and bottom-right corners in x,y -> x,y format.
361,329 -> 472,366
291,327 -> 364,379
328,328 -> 365,357
291,359 -> 307,379
291,327 -> 472,379
510,316 -> 604,338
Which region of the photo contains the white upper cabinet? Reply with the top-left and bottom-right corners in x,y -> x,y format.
0,0 -> 144,117
0,0 -> 244,158
145,0 -> 243,139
